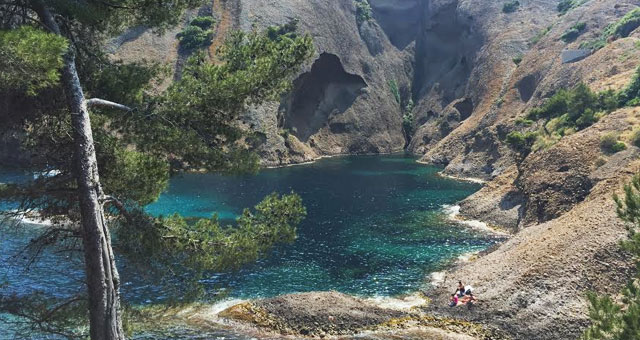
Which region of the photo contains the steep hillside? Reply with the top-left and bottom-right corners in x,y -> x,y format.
429,108 -> 640,340
423,0 -> 640,181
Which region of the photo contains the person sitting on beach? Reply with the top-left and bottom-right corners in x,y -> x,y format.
456,281 -> 465,297
449,294 -> 459,307
460,292 -> 476,303
464,285 -> 473,296
463,293 -> 477,309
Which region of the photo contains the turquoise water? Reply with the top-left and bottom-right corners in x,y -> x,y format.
0,155 -> 501,338
144,155 -> 497,299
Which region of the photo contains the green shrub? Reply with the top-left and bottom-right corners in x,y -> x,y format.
190,16 -> 215,29
527,89 -> 569,120
355,0 -> 372,25
526,83 -> 608,132
530,25 -> 552,46
600,133 -> 627,153
631,129 -> 640,148
597,89 -> 620,112
557,0 -> 573,14
558,0 -> 588,15
515,117 -> 534,126
512,55 -> 523,65
177,25 -> 213,49
612,8 -> 640,38
267,18 -> 300,41
403,112 -> 414,138
612,142 -> 627,153
581,8 -> 640,50
505,131 -> 538,154
402,99 -> 415,138
574,22 -> 587,31
405,99 -> 414,114
582,175 -> 640,339
566,83 -> 598,122
502,1 -> 520,13
532,132 -> 562,151
618,66 -> 640,107
388,79 -> 400,104
574,108 -> 597,129
561,22 -> 587,43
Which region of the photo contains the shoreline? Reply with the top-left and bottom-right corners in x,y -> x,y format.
198,202 -> 512,338
414,159 -> 487,184
3,156 -> 511,339
441,205 -> 511,237
262,151 -> 410,169
437,171 -> 487,184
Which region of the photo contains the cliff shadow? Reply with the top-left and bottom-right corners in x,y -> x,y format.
283,53 -> 367,142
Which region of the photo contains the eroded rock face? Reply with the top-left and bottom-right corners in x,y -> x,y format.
422,0 -> 640,180
236,0 -> 408,162
442,109 -> 640,339
413,0 -> 480,104
283,53 -> 367,142
368,0 -> 422,50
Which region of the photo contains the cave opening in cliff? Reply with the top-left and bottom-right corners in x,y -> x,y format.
284,53 -> 367,142
368,0 -> 422,50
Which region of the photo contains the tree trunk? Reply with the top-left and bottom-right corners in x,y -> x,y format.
33,2 -> 126,340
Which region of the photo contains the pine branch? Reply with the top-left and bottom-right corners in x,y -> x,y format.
86,98 -> 133,111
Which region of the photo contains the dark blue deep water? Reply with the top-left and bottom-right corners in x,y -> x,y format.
1,155 -> 500,338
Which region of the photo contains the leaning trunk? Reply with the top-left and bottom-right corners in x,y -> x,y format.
64,51 -> 126,340
33,3 -> 126,340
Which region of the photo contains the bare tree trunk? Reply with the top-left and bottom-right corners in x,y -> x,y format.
33,2 -> 126,339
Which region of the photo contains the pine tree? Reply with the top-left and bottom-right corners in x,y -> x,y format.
582,175 -> 640,339
0,1 -> 313,339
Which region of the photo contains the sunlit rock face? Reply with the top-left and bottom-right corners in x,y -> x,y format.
235,0 -> 486,165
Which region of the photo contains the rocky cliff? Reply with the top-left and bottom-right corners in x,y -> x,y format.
66,0 -> 640,338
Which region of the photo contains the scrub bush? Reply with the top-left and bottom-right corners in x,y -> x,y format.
600,133 -> 627,154
581,8 -> 640,50
502,1 -> 520,13
630,129 -> 640,148
505,131 -> 538,154
355,0 -> 372,25
177,25 -> 213,49
190,16 -> 215,29
561,22 -> 587,43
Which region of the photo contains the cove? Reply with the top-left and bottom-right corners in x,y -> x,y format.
0,155 -> 500,302
0,155 -> 501,338
143,154 -> 499,300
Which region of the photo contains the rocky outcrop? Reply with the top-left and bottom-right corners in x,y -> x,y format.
220,292 -> 406,337
283,53 -> 368,143
430,109 -> 640,340
214,291 -> 505,340
422,0 -> 640,180
237,0 -> 408,163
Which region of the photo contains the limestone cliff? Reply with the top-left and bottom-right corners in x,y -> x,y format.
24,0 -> 640,338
